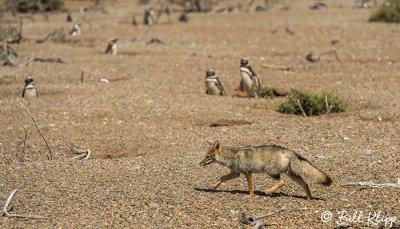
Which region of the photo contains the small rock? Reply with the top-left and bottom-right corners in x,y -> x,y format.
99,78 -> 109,84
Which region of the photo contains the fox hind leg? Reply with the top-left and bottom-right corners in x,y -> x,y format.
245,172 -> 254,198
213,171 -> 240,189
288,174 -> 312,200
264,174 -> 285,196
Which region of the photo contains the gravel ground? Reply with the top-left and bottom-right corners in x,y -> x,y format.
1,0 -> 399,228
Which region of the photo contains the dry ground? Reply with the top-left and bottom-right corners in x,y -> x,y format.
1,0 -> 400,228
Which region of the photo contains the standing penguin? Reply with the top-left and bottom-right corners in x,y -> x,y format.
22,76 -> 38,98
70,23 -> 81,36
205,69 -> 225,96
240,58 -> 261,97
105,38 -> 118,55
144,8 -> 155,26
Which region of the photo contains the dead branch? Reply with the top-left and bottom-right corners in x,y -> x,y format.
342,179 -> 400,189
306,50 -> 340,63
1,42 -> 18,57
0,17 -> 23,44
19,125 -> 28,162
19,102 -> 53,160
296,99 -> 307,117
310,2 -> 327,10
3,189 -> 45,220
0,42 -> 18,67
24,56 -> 65,67
262,64 -> 292,71
83,149 -> 91,160
240,206 -> 287,228
7,17 -> 23,44
71,154 -> 86,160
146,38 -> 165,45
320,50 -> 341,62
36,28 -> 66,44
305,52 -> 320,63
285,27 -> 295,35
0,74 -> 17,81
71,149 -> 91,160
324,95 -> 333,114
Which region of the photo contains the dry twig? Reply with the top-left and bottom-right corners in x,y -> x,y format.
262,64 -> 291,71
320,50 -> 341,62
240,206 -> 287,228
71,149 -> 91,160
19,102 -> 53,160
3,189 -> 45,220
36,28 -> 66,44
0,74 -> 17,81
296,99 -> 307,117
0,42 -> 18,66
24,56 -> 65,67
343,179 -> 400,189
324,95 -> 333,114
19,125 -> 28,161
305,50 -> 340,63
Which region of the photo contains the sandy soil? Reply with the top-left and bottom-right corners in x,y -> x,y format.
1,0 -> 400,228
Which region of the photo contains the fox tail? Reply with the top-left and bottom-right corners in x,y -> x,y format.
289,153 -> 332,186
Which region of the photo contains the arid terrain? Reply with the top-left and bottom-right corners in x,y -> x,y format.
1,0 -> 400,228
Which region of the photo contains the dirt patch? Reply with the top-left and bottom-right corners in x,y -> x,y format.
209,119 -> 253,127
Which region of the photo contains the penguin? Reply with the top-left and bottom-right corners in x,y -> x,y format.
240,58 -> 261,97
144,8 -> 155,26
105,38 -> 118,55
66,13 -> 73,22
70,23 -> 81,36
205,69 -> 225,96
22,76 -> 38,98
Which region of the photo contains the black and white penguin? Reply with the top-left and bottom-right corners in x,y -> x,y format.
144,8 -> 155,26
205,69 -> 225,96
70,23 -> 81,36
105,38 -> 118,55
240,58 -> 261,97
22,76 -> 38,98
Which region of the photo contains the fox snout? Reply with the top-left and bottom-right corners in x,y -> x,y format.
200,156 -> 214,167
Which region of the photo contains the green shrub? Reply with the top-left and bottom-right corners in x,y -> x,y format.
45,0 -> 64,11
369,0 -> 400,23
277,90 -> 346,116
6,0 -> 64,12
256,86 -> 275,98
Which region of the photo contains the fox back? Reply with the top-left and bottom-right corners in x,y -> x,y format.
215,144 -> 294,174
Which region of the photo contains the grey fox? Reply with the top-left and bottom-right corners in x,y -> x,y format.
200,141 -> 332,199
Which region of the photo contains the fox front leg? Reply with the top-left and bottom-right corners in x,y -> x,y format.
212,172 -> 240,189
245,172 -> 254,198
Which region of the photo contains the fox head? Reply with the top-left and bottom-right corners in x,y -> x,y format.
199,140 -> 221,167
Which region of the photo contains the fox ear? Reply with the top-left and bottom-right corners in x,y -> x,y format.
207,141 -> 213,147
213,140 -> 220,150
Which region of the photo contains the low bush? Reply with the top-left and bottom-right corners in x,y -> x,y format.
256,86 -> 275,98
6,0 -> 64,13
276,89 -> 346,116
369,0 -> 400,23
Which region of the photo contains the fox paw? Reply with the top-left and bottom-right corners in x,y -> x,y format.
264,189 -> 274,196
246,194 -> 254,199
